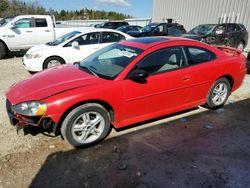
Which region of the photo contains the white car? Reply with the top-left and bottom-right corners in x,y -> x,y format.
22,28 -> 133,72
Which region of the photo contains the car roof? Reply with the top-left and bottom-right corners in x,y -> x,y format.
119,36 -> 192,50
77,28 -> 127,33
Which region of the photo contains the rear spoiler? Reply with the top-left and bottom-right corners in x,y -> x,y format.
215,45 -> 242,55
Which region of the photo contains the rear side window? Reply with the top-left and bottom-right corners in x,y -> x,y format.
185,47 -> 216,65
35,18 -> 48,27
168,26 -> 184,36
227,24 -> 237,32
101,32 -> 125,43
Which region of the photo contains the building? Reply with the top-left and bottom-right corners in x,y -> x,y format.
152,0 -> 250,49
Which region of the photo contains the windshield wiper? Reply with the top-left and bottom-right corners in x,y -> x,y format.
79,65 -> 99,77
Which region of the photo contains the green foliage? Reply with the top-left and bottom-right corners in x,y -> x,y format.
0,0 -> 132,20
0,0 -> 9,13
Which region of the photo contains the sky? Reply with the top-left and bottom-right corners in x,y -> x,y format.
23,0 -> 153,18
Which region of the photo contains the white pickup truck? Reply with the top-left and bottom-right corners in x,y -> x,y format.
0,15 -> 90,59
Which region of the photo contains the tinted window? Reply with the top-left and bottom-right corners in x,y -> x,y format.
235,24 -> 243,31
153,24 -> 164,33
137,47 -> 187,75
35,18 -> 48,27
185,47 -> 216,65
72,32 -> 100,45
14,18 -> 31,28
215,25 -> 226,34
101,32 -> 125,43
168,26 -> 183,36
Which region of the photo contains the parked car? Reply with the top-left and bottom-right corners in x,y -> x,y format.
116,25 -> 142,33
6,37 -> 246,147
0,15 -> 91,59
22,28 -> 133,73
247,52 -> 250,73
94,21 -> 129,29
183,23 -> 249,51
127,22 -> 186,37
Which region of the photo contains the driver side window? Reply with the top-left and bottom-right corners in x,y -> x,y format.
14,18 -> 31,28
153,24 -> 164,33
71,32 -> 100,46
137,46 -> 187,75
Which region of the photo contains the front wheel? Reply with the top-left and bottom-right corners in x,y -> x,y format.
43,57 -> 64,70
204,78 -> 231,109
0,42 -> 7,59
61,103 -> 111,148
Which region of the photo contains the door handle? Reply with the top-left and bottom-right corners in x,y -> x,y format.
93,47 -> 101,50
182,75 -> 191,81
26,30 -> 32,33
45,30 -> 51,32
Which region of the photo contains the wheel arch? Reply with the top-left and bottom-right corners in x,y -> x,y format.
0,39 -> 9,51
43,55 -> 66,69
57,99 -> 115,129
217,74 -> 234,91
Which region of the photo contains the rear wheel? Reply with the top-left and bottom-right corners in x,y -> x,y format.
0,42 -> 7,59
204,78 -> 231,109
61,103 -> 111,148
43,57 -> 64,70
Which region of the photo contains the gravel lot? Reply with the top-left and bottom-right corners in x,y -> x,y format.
0,55 -> 250,188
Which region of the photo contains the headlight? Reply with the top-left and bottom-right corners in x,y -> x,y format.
25,54 -> 42,59
12,101 -> 47,116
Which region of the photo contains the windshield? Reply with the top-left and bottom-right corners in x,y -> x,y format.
0,17 -> 14,27
79,43 -> 143,79
188,24 -> 216,35
46,31 -> 81,46
141,23 -> 158,32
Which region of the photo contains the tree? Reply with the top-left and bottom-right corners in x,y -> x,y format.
0,0 -> 9,15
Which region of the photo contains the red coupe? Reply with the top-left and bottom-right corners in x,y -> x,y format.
6,37 -> 246,147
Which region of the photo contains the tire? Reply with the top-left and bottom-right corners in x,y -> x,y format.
28,71 -> 37,74
237,41 -> 244,52
204,78 -> 231,109
0,42 -> 7,59
61,103 -> 111,148
43,57 -> 64,70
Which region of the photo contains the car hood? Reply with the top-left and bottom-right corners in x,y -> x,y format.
6,64 -> 101,105
26,43 -> 53,54
182,34 -> 204,40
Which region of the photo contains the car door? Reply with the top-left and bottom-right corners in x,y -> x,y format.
167,26 -> 185,36
65,32 -> 101,63
212,24 -> 227,45
34,18 -> 54,45
182,46 -> 217,103
7,18 -> 35,49
122,46 -> 191,122
227,24 -> 244,47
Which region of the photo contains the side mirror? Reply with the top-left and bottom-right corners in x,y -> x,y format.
72,41 -> 79,48
127,69 -> 148,82
8,23 -> 16,29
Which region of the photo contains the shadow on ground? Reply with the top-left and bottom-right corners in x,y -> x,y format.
3,50 -> 27,59
29,99 -> 250,188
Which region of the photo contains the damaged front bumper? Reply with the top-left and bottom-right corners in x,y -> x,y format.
6,99 -> 57,134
